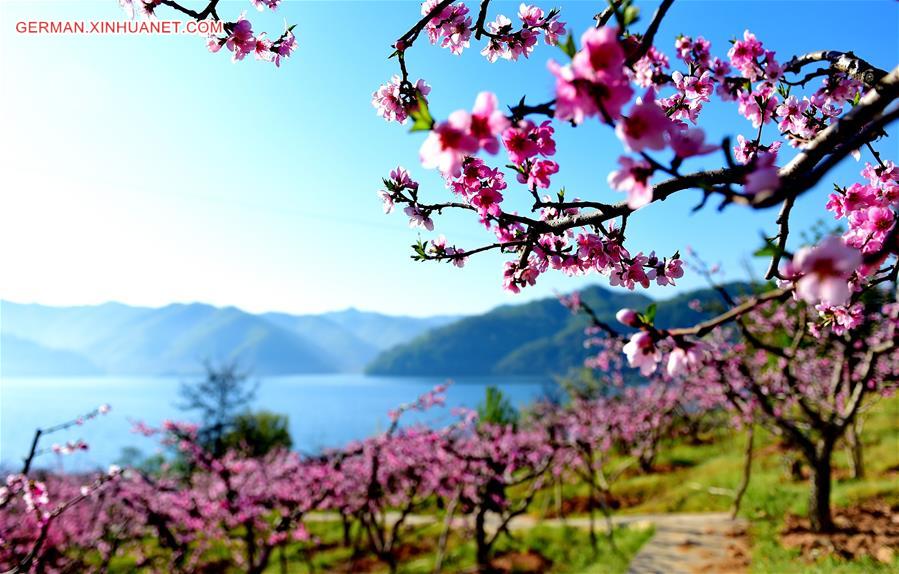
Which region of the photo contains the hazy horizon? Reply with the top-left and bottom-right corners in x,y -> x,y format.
1,272 -> 747,319
0,295 -> 465,320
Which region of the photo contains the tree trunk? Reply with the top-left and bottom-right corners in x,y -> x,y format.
244,523 -> 258,574
587,488 -> 597,553
846,420 -> 865,479
638,447 -> 655,473
433,494 -> 458,574
787,456 -> 804,481
279,544 -> 288,574
731,425 -> 754,519
555,476 -> 564,522
475,506 -> 491,572
807,445 -> 834,532
341,513 -> 352,547
685,414 -> 704,445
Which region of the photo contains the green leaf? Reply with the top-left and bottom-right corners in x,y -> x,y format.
753,244 -> 777,257
409,96 -> 434,133
559,34 -> 576,59
776,82 -> 791,99
644,303 -> 657,324
410,239 -> 430,261
622,5 -> 640,27
753,236 -> 783,258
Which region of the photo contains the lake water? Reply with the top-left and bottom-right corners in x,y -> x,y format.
0,375 -> 553,471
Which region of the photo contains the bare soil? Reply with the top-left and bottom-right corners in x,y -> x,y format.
780,500 -> 899,564
489,549 -> 553,573
331,540 -> 435,573
543,491 -> 645,517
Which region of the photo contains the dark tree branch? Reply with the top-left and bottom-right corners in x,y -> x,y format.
626,0 -> 675,66
547,167 -> 748,232
157,0 -> 222,21
472,0 -> 492,40
158,0 -> 202,19
396,0 -> 455,47
594,1 -> 623,28
785,50 -> 889,87
508,98 -> 556,122
421,240 -> 527,262
765,195 -> 795,280
751,65 -> 899,207
665,287 -> 792,338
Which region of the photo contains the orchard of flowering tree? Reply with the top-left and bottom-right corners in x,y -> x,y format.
2,0 -> 897,573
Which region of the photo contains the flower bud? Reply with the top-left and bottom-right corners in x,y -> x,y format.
616,308 -> 640,327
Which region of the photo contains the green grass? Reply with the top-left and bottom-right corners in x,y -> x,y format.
261,522 -> 652,574
378,524 -> 652,574
585,395 -> 899,573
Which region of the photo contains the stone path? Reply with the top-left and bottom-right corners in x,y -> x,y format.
624,512 -> 749,574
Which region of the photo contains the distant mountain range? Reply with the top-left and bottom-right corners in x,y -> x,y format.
366,283 -> 755,377
0,301 -> 457,376
1,283 -> 754,378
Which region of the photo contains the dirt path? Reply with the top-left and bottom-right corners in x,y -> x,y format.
306,511 -> 750,573
623,512 -> 750,574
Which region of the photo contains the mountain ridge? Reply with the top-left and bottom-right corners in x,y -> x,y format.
1,284 -> 753,378
365,282 -> 756,377
0,300 -> 458,377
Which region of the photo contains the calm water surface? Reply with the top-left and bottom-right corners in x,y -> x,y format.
0,374 -> 552,470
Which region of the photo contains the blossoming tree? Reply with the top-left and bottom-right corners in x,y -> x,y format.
1,388 -> 567,573
1,406 -> 121,574
373,0 -> 898,532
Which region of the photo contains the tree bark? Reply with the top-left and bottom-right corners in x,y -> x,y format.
474,505 -> 492,572
731,425 -> 754,519
554,476 -> 564,522
846,420 -> 865,479
638,446 -> 656,473
341,513 -> 352,547
807,443 -> 835,532
433,494 -> 458,574
787,456 -> 804,481
587,488 -> 597,553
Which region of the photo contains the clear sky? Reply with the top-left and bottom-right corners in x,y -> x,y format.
1,1 -> 896,317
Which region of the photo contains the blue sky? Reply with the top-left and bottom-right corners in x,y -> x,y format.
1,0 -> 896,317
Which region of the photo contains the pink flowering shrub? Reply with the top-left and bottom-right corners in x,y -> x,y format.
5,376 -> 719,572
2,386 -> 563,573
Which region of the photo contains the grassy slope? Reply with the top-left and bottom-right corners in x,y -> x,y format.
587,395 -> 898,573
287,396 -> 896,573
108,397 -> 896,573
